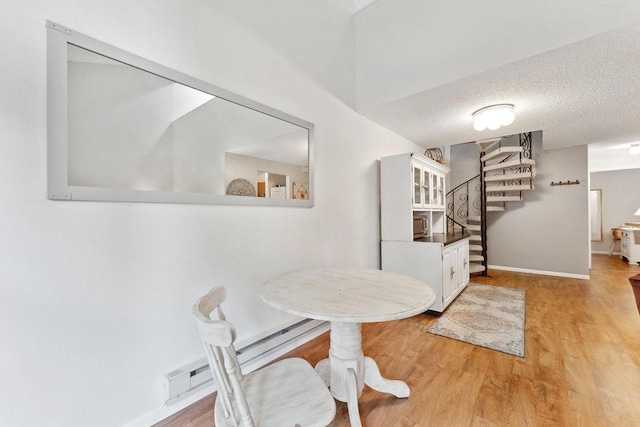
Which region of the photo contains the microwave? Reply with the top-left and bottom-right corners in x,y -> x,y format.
413,215 -> 428,239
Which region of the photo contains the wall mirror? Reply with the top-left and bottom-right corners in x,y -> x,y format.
590,189 -> 603,241
47,21 -> 313,207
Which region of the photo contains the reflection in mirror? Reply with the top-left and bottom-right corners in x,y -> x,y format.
48,21 -> 313,207
255,171 -> 291,199
590,189 -> 603,242
68,44 -> 308,197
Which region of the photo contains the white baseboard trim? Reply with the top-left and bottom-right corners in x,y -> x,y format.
591,250 -> 621,256
488,264 -> 590,280
121,320 -> 330,427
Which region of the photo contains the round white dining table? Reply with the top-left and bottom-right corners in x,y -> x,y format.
261,268 -> 436,426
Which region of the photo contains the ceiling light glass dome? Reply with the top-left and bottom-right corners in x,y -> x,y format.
473,104 -> 515,131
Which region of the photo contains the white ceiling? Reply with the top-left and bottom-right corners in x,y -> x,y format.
355,5 -> 640,172
361,25 -> 640,152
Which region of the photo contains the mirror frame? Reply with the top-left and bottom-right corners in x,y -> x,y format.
46,21 -> 314,207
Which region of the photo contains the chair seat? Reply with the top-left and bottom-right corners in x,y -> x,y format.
215,357 -> 336,427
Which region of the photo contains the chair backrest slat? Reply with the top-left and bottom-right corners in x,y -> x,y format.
202,342 -> 235,421
193,286 -> 254,427
222,347 -> 254,427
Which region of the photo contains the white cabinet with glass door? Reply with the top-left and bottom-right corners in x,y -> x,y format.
412,162 -> 432,209
381,151 -> 469,312
431,173 -> 446,210
382,152 -> 451,241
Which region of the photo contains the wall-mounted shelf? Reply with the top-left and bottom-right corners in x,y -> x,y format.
550,180 -> 580,186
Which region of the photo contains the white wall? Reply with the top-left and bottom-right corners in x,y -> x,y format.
355,0 -> 640,110
0,1 -> 421,426
449,142 -> 480,190
590,168 -> 640,253
485,136 -> 590,276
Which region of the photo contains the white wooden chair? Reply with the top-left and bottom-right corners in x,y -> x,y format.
193,286 -> 336,427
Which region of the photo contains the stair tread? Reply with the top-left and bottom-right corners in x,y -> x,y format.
467,215 -> 481,222
487,195 -> 523,202
469,264 -> 486,273
486,206 -> 506,211
475,138 -> 502,153
484,171 -> 536,182
480,146 -> 523,162
486,184 -> 535,192
469,244 -> 483,250
469,235 -> 482,241
465,224 -> 481,231
469,255 -> 484,261
483,158 -> 536,172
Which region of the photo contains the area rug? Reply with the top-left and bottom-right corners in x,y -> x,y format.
427,283 -> 526,357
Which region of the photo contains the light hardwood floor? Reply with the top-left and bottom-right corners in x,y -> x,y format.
155,255 -> 640,427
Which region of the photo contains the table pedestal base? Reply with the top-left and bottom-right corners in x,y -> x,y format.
315,322 -> 409,426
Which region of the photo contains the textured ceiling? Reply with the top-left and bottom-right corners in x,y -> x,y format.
361,25 -> 640,154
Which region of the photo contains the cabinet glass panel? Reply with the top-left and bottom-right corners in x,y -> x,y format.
432,174 -> 438,205
422,169 -> 431,205
413,164 -> 422,206
439,175 -> 445,206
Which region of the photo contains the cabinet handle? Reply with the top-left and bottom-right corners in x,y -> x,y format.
463,259 -> 468,268
450,266 -> 455,279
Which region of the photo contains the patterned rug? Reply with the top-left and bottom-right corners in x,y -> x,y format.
427,283 -> 526,357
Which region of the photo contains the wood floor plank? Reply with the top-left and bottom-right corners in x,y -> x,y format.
155,255 -> 640,427
471,355 -> 516,426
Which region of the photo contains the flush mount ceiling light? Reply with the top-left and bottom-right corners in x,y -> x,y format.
472,104 -> 515,131
630,143 -> 640,155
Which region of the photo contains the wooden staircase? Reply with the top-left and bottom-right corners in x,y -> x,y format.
446,133 -> 535,275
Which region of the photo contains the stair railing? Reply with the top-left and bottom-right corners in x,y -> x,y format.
480,132 -> 533,276
479,149 -> 488,275
448,132 -> 533,277
446,174 -> 481,234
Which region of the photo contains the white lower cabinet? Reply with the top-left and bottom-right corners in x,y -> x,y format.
442,239 -> 470,307
382,238 -> 470,312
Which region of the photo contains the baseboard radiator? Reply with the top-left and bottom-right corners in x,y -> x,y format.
164,318 -> 326,404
